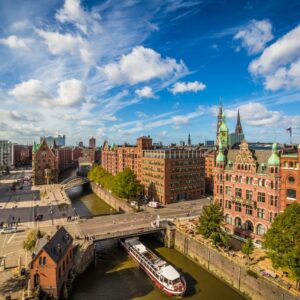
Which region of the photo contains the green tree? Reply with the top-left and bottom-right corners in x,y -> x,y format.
112,168 -> 141,199
22,229 -> 45,252
263,202 -> 300,285
197,204 -> 229,247
241,238 -> 254,262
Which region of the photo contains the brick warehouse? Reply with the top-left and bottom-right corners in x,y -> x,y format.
102,137 -> 205,204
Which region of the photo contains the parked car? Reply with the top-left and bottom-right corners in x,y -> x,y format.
130,201 -> 138,207
35,214 -> 43,221
148,201 -> 161,208
0,227 -> 17,234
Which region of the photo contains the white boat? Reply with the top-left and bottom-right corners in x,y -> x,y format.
121,237 -> 186,297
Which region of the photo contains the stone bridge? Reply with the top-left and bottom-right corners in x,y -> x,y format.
61,176 -> 90,189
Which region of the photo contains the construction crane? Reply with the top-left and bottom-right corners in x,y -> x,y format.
286,127 -> 300,145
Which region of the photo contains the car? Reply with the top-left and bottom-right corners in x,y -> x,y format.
0,227 -> 17,234
130,201 -> 138,207
35,214 -> 43,221
148,201 -> 161,208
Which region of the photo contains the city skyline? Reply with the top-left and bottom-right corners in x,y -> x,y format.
0,0 -> 300,146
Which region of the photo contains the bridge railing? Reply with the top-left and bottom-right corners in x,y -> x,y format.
92,226 -> 164,242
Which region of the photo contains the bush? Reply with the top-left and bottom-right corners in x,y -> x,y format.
23,229 -> 45,252
246,269 -> 258,279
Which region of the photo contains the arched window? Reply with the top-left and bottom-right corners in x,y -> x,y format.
241,165 -> 244,170
284,161 -> 288,167
262,179 -> 265,187
34,273 -> 40,287
271,181 -> 274,189
43,257 -> 46,265
289,162 -> 293,168
245,220 -> 253,232
288,176 -> 295,184
237,164 -> 240,170
225,214 -> 232,224
246,177 -> 249,184
234,217 -> 242,228
256,224 -> 266,236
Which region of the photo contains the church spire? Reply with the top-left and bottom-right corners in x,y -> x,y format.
235,109 -> 243,134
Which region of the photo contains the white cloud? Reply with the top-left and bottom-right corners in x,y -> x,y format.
234,19 -> 273,54
172,115 -> 189,126
0,35 -> 30,49
249,24 -> 300,91
36,29 -> 92,63
135,86 -> 156,98
56,79 -> 85,106
79,120 -> 93,126
55,0 -> 101,35
9,78 -> 85,107
103,46 -> 188,84
170,81 -> 206,94
8,79 -> 51,104
225,102 -> 282,126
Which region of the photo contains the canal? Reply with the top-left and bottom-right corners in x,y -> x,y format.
66,185 -> 117,218
71,236 -> 246,300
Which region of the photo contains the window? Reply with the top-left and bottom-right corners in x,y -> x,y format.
235,188 -> 242,198
39,257 -> 42,265
225,200 -> 231,209
288,176 -> 295,184
219,199 -> 223,207
258,192 -> 266,203
289,162 -> 293,168
225,214 -> 232,224
256,224 -> 266,236
246,177 -> 250,184
219,185 -> 223,194
246,190 -> 253,201
245,220 -> 253,231
234,217 -> 242,228
257,208 -> 265,219
238,176 -> 242,183
225,186 -> 232,196
287,189 -> 296,199
235,202 -> 242,212
246,205 -> 252,215
43,257 -> 46,265
269,212 -> 273,223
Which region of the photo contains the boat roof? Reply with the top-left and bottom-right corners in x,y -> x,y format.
160,265 -> 180,280
134,243 -> 147,254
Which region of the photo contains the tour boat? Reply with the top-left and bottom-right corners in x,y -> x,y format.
121,237 -> 186,297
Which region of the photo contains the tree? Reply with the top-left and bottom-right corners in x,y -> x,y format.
241,238 -> 254,262
263,203 -> 300,286
23,229 -> 45,252
197,204 -> 229,247
112,168 -> 141,199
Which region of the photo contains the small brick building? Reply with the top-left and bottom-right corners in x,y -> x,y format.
29,226 -> 73,299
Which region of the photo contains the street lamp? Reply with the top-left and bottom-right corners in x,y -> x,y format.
49,206 -> 54,225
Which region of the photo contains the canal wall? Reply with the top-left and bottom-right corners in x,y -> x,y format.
173,230 -> 298,300
90,182 -> 133,213
73,242 -> 94,275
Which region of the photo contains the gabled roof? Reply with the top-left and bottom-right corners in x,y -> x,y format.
32,226 -> 73,264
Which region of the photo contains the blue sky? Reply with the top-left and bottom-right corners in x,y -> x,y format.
0,0 -> 300,146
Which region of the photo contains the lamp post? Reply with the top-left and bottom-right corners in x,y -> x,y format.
49,205 -> 54,225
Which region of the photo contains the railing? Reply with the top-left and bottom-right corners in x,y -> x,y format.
93,226 -> 164,241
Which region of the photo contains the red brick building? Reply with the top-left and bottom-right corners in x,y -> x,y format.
204,148 -> 215,195
280,145 -> 300,208
141,148 -> 205,204
101,136 -> 205,204
13,144 -> 32,166
29,227 -> 73,299
32,139 -> 59,185
214,113 -> 281,244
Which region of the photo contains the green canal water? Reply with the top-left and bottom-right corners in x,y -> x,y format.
71,236 -> 246,300
66,185 -> 116,218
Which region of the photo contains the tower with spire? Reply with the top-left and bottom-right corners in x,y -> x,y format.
235,109 -> 243,134
187,134 -> 191,146
216,98 -> 223,145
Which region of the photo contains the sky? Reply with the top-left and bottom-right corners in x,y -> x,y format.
0,0 -> 300,146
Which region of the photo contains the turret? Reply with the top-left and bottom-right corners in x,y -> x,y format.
219,112 -> 229,149
268,143 -> 280,166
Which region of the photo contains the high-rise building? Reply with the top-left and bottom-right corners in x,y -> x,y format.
188,134 -> 191,146
89,137 -> 96,148
0,140 -> 13,169
40,135 -> 66,147
13,144 -> 32,166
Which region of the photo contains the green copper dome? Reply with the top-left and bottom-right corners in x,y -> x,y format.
216,142 -> 225,162
268,142 -> 280,166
